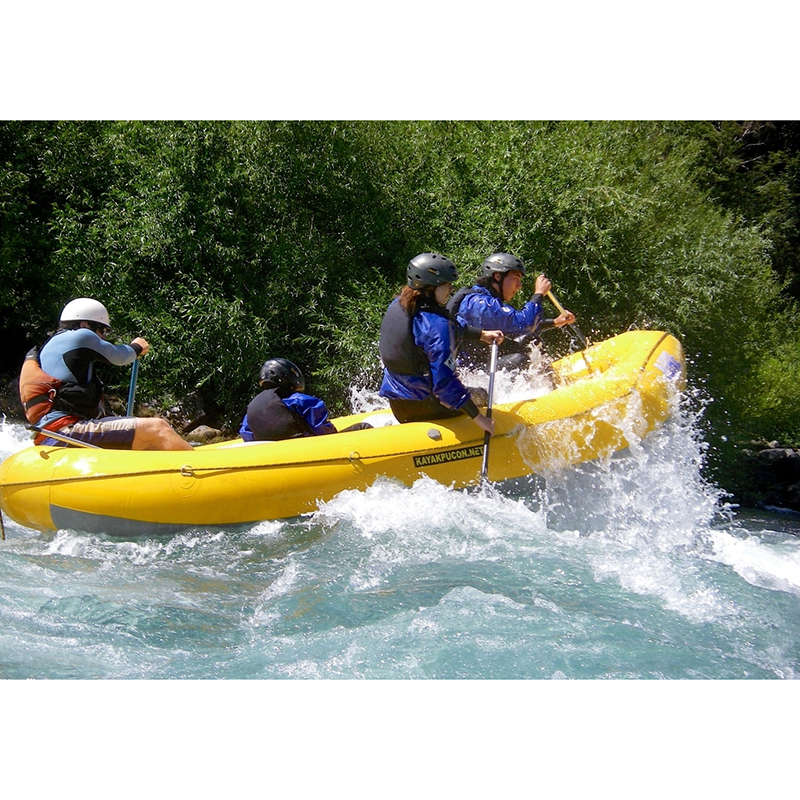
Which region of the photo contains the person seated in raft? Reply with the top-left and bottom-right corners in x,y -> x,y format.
21,298 -> 192,450
446,252 -> 576,371
378,252 -> 503,434
239,358 -> 371,442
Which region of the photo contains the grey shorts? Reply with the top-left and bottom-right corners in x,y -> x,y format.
42,416 -> 138,449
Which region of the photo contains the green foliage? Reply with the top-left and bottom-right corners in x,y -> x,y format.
690,121 -> 800,300
1,120 -> 799,491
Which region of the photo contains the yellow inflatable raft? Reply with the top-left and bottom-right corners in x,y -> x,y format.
0,330 -> 685,536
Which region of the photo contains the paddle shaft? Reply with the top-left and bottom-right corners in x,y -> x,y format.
28,425 -> 102,449
127,358 -> 139,417
480,341 -> 499,482
546,290 -> 589,349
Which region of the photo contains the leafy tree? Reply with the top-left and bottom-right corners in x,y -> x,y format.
1,120 -> 798,500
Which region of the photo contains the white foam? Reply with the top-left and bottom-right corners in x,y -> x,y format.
348,386 -> 390,413
0,417 -> 33,459
707,529 -> 800,597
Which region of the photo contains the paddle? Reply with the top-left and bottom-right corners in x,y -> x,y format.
546,290 -> 589,349
480,340 -> 499,485
27,424 -> 102,449
127,358 -> 139,417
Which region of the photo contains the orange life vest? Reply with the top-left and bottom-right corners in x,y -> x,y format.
19,347 -> 82,444
19,347 -> 63,425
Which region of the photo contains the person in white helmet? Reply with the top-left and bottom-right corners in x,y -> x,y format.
21,298 -> 192,450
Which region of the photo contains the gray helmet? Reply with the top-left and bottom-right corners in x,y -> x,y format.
259,358 -> 305,394
481,252 -> 526,278
407,253 -> 458,289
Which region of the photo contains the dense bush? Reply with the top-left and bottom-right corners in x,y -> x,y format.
1,120 -> 798,493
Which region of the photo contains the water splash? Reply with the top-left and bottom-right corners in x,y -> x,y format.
0,416 -> 32,455
2,386 -> 800,679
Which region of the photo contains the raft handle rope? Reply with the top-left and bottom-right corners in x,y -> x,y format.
0,431 -> 510,490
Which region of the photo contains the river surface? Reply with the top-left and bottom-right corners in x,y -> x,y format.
2,389 -> 800,682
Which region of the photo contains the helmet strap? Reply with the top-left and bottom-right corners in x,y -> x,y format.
492,272 -> 506,300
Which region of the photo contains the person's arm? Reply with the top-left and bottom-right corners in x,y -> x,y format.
131,337 -> 150,355
472,411 -> 495,435
553,310 -> 576,327
418,315 -> 495,434
459,292 -> 543,337
239,415 -> 255,442
285,394 -> 337,435
479,330 -> 504,345
419,315 -> 471,407
76,328 -> 143,366
460,324 -> 484,340
537,309 -> 576,333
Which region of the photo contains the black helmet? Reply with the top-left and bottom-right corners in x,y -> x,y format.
259,358 -> 305,394
481,252 -> 526,278
407,253 -> 458,289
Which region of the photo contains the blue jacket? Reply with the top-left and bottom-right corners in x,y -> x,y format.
379,299 -> 472,411
454,285 -> 544,337
239,391 -> 336,441
38,328 -> 139,425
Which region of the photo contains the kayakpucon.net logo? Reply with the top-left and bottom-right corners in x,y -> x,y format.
413,445 -> 484,468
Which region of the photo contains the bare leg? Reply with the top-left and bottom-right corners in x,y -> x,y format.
132,418 -> 193,451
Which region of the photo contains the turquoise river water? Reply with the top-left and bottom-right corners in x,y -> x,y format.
2,389 -> 800,681
4,384 -> 799,794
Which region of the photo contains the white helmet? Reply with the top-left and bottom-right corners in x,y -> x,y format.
60,298 -> 111,328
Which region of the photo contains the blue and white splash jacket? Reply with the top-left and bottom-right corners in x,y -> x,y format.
38,328 -> 141,426
452,285 -> 545,336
